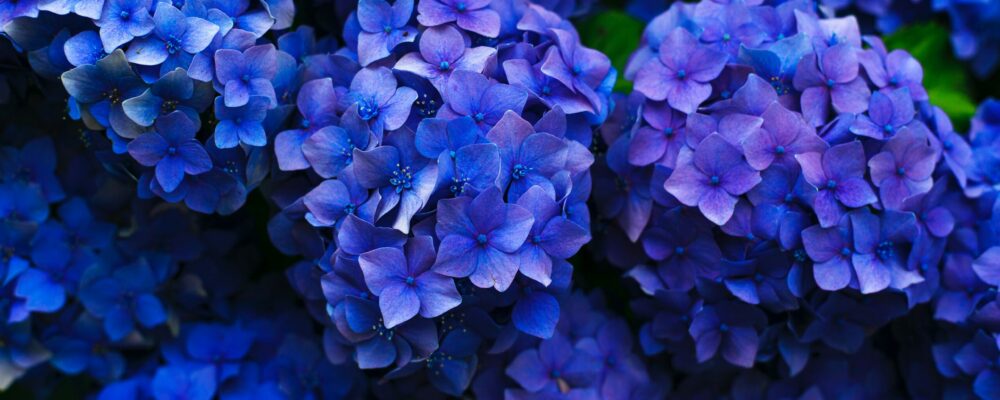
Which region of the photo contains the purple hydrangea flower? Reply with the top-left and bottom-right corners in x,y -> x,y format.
432,186 -> 533,291
348,67 -> 418,134
867,126 -> 937,209
505,332 -> 600,393
793,43 -> 871,127
356,0 -> 418,66
688,301 -> 766,368
393,25 -> 495,94
849,87 -> 917,140
795,140 -> 877,227
352,127 -> 437,233
742,101 -> 828,171
627,100 -> 686,168
127,111 -> 212,192
514,185 -> 590,286
486,111 -> 569,201
212,95 -> 269,148
540,28 -> 612,111
124,3 -> 218,74
416,0 -> 501,38
664,133 -> 762,225
358,236 -> 461,328
95,0 -> 154,53
634,28 -> 728,113
214,44 -> 278,108
437,70 -> 527,131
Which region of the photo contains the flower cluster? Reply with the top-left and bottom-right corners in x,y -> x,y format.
591,0 -> 1000,397
267,0 -> 620,394
816,0 -> 1000,78
0,88 -> 365,398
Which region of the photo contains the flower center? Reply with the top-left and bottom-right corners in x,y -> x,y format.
165,34 -> 182,55
477,233 -> 488,245
896,167 -> 906,176
541,85 -> 551,95
825,79 -> 835,87
719,323 -> 729,332
775,145 -> 785,155
383,25 -> 392,34
512,164 -> 532,180
664,127 -> 674,137
676,69 -> 687,79
371,318 -> 395,340
720,90 -> 731,99
167,146 -> 177,155
784,193 -> 794,203
943,140 -> 954,150
572,65 -> 582,76
119,10 -> 130,19
722,33 -> 731,41
883,124 -> 894,133
825,179 -> 837,189
456,2 -> 466,11
405,276 -> 415,286
876,241 -> 894,260
104,88 -> 122,104
710,175 -> 720,185
343,203 -> 356,215
358,99 -> 380,121
840,247 -> 852,257
389,165 -> 413,193
241,74 -> 250,82
161,100 -> 178,114
674,246 -> 685,255
473,112 -> 485,122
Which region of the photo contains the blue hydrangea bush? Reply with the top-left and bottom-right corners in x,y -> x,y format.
1,0 -> 1000,398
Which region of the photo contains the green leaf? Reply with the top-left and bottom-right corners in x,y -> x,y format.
884,22 -> 975,131
577,10 -> 644,93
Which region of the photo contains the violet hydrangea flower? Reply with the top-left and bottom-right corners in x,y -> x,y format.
358,236 -> 461,328
514,185 -> 590,286
437,70 -> 527,132
416,0 -> 501,38
214,44 -> 278,108
432,186 -> 533,291
393,25 -> 495,94
212,95 -> 269,148
664,133 -> 762,225
356,0 -> 418,66
95,0 -> 154,52
795,140 -> 877,227
634,28 -> 728,113
742,101 -> 828,171
349,67 -> 418,134
793,42 -> 871,126
849,87 -> 917,140
867,126 -> 937,209
352,128 -> 437,233
124,3 -> 218,74
126,111 -> 212,192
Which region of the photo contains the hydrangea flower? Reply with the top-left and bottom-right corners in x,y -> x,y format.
634,28 -> 728,113
358,236 -> 461,328
664,134 -> 761,225
433,187 -> 534,291
124,3 -> 218,73
796,141 -> 877,227
356,0 -> 417,66
127,111 -> 212,192
416,0 -> 501,38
